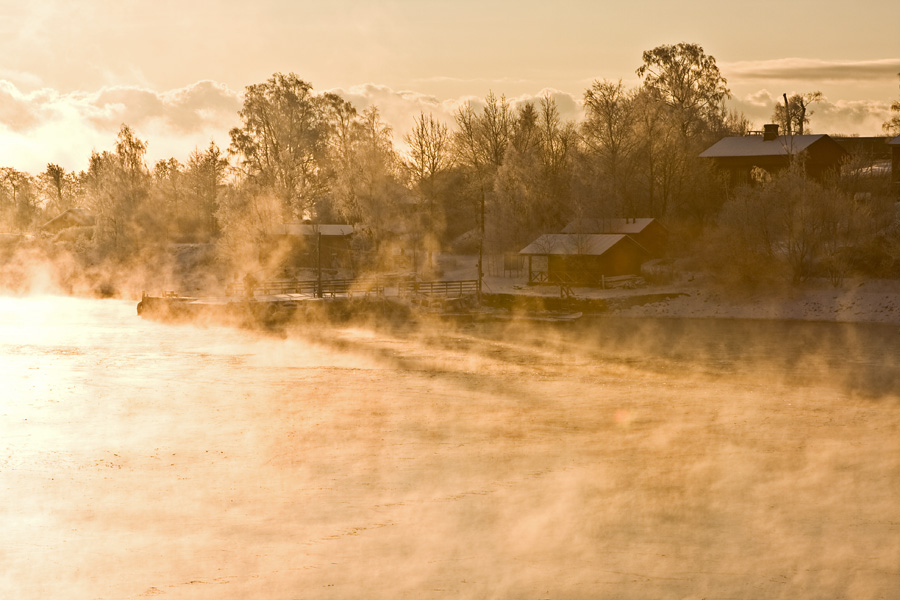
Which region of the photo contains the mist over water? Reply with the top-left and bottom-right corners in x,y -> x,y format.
2,295 -> 899,599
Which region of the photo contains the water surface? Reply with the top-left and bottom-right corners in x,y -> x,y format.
2,296 -> 899,599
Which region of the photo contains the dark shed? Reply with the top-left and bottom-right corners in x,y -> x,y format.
519,234 -> 650,285
700,125 -> 847,185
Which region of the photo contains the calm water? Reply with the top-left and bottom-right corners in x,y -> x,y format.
2,295 -> 899,599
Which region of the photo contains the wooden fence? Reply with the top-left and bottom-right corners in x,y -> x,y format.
398,279 -> 480,298
227,278 -> 384,298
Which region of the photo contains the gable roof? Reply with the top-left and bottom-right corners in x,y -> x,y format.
888,135 -> 900,146
41,208 -> 95,232
275,224 -> 354,237
561,217 -> 662,235
520,233 -> 648,257
699,134 -> 841,159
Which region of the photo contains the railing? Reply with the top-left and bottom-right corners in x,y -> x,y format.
526,270 -> 642,289
528,270 -> 549,284
399,279 -> 481,298
227,278 -> 384,298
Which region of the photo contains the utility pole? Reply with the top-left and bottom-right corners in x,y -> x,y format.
478,184 -> 485,300
316,231 -> 323,299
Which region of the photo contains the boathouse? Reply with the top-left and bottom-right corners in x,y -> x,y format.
519,233 -> 650,285
700,124 -> 847,185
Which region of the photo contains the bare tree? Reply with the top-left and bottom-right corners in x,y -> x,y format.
511,102 -> 538,154
228,73 -> 337,220
185,142 -> 229,240
480,92 -> 514,168
582,79 -> 638,213
772,92 -> 823,135
151,157 -> 183,242
713,163 -> 870,284
0,168 -> 37,232
452,94 -> 514,285
405,111 -> 451,191
38,163 -> 77,215
84,125 -> 155,257
636,42 -> 731,138
884,73 -> 900,136
404,111 -> 453,264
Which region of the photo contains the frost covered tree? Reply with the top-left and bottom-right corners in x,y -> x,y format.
228,73 -> 350,220
772,92 -> 823,135
884,73 -> 900,136
84,125 -> 155,257
636,42 -> 731,139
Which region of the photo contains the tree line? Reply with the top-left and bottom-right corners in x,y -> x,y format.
2,44 -> 898,288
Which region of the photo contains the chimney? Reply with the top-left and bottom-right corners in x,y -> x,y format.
763,123 -> 779,141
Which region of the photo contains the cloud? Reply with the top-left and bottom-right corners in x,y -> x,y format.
411,75 -> 543,86
328,84 -> 585,150
724,58 -> 900,83
0,77 -> 893,174
86,80 -> 242,133
0,81 -> 43,131
0,68 -> 43,90
729,89 -> 892,135
814,98 -> 895,136
0,80 -> 241,172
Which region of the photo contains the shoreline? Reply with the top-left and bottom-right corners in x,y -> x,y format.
6,256 -> 899,326
606,280 -> 900,325
481,274 -> 900,326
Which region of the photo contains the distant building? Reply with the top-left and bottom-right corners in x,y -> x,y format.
268,223 -> 355,270
831,136 -> 893,161
561,217 -> 668,257
890,135 -> 900,198
699,124 -> 847,185
519,233 -> 650,285
41,208 -> 95,234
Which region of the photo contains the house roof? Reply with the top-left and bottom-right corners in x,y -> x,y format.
41,208 -> 95,231
699,134 -> 838,158
275,224 -> 354,236
520,234 -> 647,256
888,135 -> 900,145
561,217 -> 662,235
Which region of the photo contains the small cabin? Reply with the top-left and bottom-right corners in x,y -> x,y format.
41,208 -> 95,234
561,217 -> 668,257
269,223 -> 354,270
700,124 -> 847,185
519,234 -> 650,285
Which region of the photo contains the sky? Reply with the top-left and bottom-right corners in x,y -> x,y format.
1,0 -> 898,173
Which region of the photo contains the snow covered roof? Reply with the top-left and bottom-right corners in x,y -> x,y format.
888,135 -> 900,145
41,208 -> 95,232
699,134 -> 835,158
520,234 -> 646,256
561,217 -> 661,235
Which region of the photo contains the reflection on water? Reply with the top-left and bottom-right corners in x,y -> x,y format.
571,316 -> 900,396
2,295 -> 899,599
